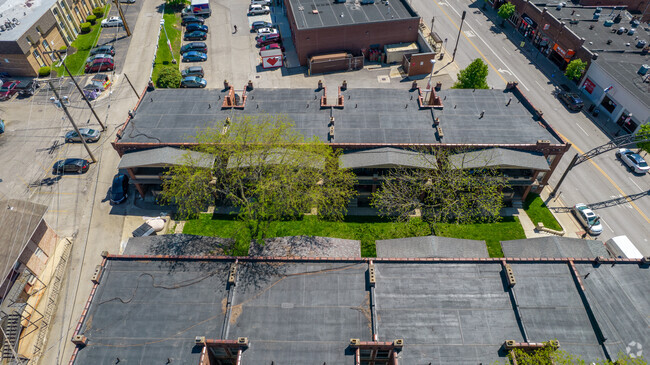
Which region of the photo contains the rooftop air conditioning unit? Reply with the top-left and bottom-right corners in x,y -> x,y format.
195,336 -> 206,345
350,338 -> 361,346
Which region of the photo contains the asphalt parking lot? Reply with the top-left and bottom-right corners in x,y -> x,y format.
93,0 -> 145,73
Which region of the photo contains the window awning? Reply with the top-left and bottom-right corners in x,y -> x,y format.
449,148 -> 550,171
118,147 -> 215,169
340,147 -> 436,170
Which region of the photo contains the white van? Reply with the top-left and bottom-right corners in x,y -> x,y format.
605,235 -> 644,259
251,0 -> 271,6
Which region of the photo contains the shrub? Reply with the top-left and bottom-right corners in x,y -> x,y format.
86,15 -> 97,25
157,67 -> 182,88
59,45 -> 67,52
38,66 -> 51,77
80,22 -> 91,33
93,7 -> 105,18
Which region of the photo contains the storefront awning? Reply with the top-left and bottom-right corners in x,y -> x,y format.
449,148 -> 550,171
118,147 -> 215,169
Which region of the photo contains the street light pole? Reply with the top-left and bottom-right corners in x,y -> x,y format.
452,11 -> 467,62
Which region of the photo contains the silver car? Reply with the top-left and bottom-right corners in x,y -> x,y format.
616,148 -> 649,174
65,128 -> 101,143
572,203 -> 603,235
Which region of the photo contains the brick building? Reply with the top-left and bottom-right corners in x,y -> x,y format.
0,0 -> 106,77
284,0 -> 421,67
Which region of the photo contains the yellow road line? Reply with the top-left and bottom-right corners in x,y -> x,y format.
433,0 -> 508,84
556,131 -> 650,224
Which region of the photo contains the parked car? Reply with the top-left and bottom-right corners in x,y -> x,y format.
616,148 -> 649,174
53,158 -> 90,174
181,42 -> 207,54
65,128 -> 101,143
90,45 -> 115,56
180,76 -> 207,88
257,33 -> 280,47
557,91 -> 584,111
85,58 -> 114,72
86,53 -> 114,64
110,173 -> 129,204
101,16 -> 123,27
259,43 -> 283,52
360,0 -> 375,4
251,0 -> 271,5
572,203 -> 602,235
181,66 -> 205,78
185,23 -> 208,33
182,51 -> 208,62
251,20 -> 273,31
184,30 -> 207,41
181,16 -> 204,25
17,80 -> 39,96
256,27 -> 278,38
248,4 -> 270,15
0,81 -> 20,100
120,0 -> 135,3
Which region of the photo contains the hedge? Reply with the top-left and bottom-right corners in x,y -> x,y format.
38,66 -> 51,77
86,15 -> 97,25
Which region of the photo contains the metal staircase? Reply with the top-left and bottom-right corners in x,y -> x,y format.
2,313 -> 21,360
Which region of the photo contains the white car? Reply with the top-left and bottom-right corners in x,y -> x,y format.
101,16 -> 124,28
251,0 -> 271,5
572,203 -> 603,236
256,27 -> 278,38
248,4 -> 270,15
616,148 -> 649,174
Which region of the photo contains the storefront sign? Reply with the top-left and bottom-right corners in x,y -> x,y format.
543,23 -> 550,30
553,43 -> 567,58
583,78 -> 596,93
521,13 -> 537,28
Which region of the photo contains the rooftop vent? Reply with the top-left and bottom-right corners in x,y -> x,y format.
195,336 -> 206,345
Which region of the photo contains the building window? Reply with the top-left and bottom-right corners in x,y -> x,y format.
33,50 -> 46,67
34,247 -> 47,260
43,40 -> 55,61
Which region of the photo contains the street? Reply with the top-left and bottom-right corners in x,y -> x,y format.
412,0 -> 650,253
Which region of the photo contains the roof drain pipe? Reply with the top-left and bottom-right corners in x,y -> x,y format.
368,261 -> 378,341
502,261 -> 529,343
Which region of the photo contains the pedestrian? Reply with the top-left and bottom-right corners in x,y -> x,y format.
233,25 -> 237,33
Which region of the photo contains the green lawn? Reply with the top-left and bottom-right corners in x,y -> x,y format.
53,4 -> 111,76
435,217 -> 526,257
152,6 -> 182,85
523,193 -> 563,231
182,214 -> 526,258
183,214 -> 432,257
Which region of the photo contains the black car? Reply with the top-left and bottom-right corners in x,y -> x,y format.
251,21 -> 273,31
110,173 -> 129,204
558,91 -> 584,111
90,45 -> 115,56
17,80 -> 39,96
184,31 -> 207,41
186,23 -> 208,33
53,158 -> 90,174
181,66 -> 205,78
180,42 -> 207,54
181,16 -> 204,26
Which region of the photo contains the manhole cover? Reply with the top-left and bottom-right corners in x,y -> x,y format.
377,75 -> 390,83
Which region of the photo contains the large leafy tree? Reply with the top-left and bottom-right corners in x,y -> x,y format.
161,115 -> 357,240
636,123 -> 650,154
371,148 -> 507,228
498,2 -> 516,26
453,58 -> 490,89
565,59 -> 587,82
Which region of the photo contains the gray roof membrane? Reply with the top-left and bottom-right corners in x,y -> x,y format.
248,235 -> 361,257
118,87 -> 560,147
340,147 -> 437,169
376,235 -> 488,258
501,237 -> 610,258
72,254 -> 650,365
449,148 -> 551,171
287,0 -> 418,30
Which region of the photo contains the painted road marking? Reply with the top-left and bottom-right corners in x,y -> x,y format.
576,124 -> 589,136
600,218 -> 613,232
464,30 -> 476,37
628,177 -> 643,192
502,46 -> 511,55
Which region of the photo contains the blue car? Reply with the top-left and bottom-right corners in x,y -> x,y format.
184,30 -> 207,41
182,51 -> 207,62
186,23 -> 208,33
180,76 -> 207,88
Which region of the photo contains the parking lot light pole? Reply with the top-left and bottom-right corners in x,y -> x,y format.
49,81 -> 97,163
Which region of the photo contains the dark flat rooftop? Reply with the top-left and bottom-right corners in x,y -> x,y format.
501,237 -> 610,258
376,235 -> 489,258
71,253 -> 650,365
287,0 -> 418,30
118,87 -> 561,147
248,235 -> 361,257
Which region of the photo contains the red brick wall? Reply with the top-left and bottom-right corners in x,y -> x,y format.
405,53 -> 436,76
288,16 -> 420,65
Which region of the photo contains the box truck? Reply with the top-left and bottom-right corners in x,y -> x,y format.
183,0 -> 211,17
605,235 -> 643,259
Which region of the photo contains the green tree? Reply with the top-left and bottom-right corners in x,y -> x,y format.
498,2 -> 516,26
156,67 -> 182,88
164,0 -> 188,6
161,115 -> 357,241
371,148 -> 506,229
503,344 -> 647,365
636,123 -> 650,154
565,59 -> 587,81
452,58 -> 489,89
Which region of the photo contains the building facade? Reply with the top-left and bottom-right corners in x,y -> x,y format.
0,0 -> 106,77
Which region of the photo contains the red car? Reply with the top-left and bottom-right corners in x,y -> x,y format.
85,58 -> 114,73
0,81 -> 20,100
256,33 -> 280,47
259,43 -> 284,52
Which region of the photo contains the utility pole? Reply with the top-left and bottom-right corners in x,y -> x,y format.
113,0 -> 132,37
49,81 -> 97,163
430,16 -> 434,34
49,51 -> 106,130
452,11 -> 467,62
123,74 -> 140,98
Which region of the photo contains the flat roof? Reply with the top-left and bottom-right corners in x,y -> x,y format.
0,0 -> 55,41
248,235 -> 361,257
376,235 -> 488,258
71,252 -> 650,364
550,6 -> 650,106
287,0 -> 418,30
501,237 -> 610,258
117,87 -> 562,147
